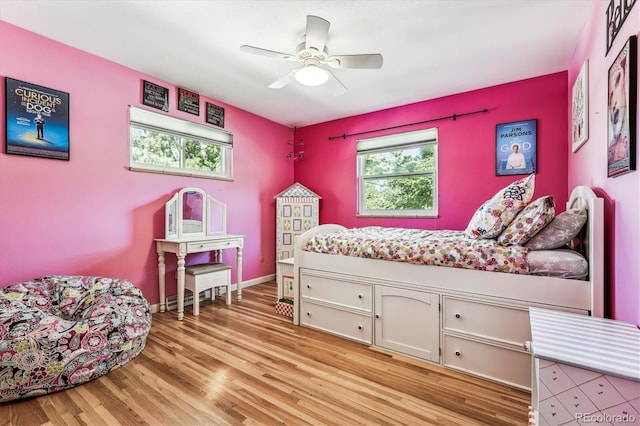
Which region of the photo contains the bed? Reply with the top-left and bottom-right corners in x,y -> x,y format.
292,182 -> 604,390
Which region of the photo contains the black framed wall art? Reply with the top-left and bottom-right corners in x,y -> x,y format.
178,88 -> 200,116
206,102 -> 225,128
141,80 -> 169,112
607,35 -> 637,177
605,0 -> 637,55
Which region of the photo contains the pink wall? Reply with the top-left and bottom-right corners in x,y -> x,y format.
3,4 -> 637,325
295,73 -> 569,232
0,22 -> 294,305
568,3 -> 639,324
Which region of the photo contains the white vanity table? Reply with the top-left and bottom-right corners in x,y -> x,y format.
155,187 -> 245,320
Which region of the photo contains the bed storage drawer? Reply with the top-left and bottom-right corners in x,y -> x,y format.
300,273 -> 372,312
301,301 -> 372,344
443,333 -> 531,390
442,297 -> 531,346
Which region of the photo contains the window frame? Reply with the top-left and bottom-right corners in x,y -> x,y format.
129,106 -> 234,180
357,128 -> 438,218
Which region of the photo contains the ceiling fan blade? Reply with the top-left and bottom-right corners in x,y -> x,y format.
240,45 -> 297,61
305,15 -> 330,52
268,69 -> 298,89
328,54 -> 383,69
325,70 -> 347,96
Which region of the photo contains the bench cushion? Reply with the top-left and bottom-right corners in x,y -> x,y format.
185,262 -> 231,275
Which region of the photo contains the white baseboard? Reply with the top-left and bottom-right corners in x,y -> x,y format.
150,273 -> 275,314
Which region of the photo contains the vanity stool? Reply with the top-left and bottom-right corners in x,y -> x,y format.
185,262 -> 232,315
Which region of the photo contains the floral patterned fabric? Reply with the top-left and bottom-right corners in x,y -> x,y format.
465,174 -> 535,239
496,196 -> 555,246
0,276 -> 151,403
525,208 -> 588,250
304,227 -> 530,274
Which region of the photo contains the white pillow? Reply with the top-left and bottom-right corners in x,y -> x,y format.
465,174 -> 535,239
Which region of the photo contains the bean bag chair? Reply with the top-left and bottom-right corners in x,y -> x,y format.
0,275 -> 151,403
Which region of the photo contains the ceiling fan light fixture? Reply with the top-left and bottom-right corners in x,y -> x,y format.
295,65 -> 329,86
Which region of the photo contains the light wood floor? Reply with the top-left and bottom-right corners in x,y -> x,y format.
1,281 -> 530,425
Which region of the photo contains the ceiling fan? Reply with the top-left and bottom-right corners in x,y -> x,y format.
240,15 -> 383,96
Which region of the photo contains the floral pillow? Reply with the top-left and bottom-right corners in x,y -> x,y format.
497,195 -> 555,246
525,207 -> 587,250
465,174 -> 535,239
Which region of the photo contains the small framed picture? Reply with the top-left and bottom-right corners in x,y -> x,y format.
495,119 -> 537,176
607,35 -> 637,177
205,102 -> 225,128
572,61 -> 589,152
141,80 -> 169,112
177,88 -> 200,116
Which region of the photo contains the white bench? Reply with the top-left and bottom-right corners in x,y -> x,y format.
184,262 -> 232,315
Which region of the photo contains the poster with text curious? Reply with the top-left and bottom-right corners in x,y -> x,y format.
5,77 -> 70,160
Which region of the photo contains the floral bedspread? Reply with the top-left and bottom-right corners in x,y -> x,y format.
303,227 -> 530,274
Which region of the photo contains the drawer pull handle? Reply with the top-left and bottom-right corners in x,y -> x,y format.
358,294 -> 363,299
357,325 -> 362,330
375,314 -> 380,319
199,244 -> 204,248
455,313 -> 461,319
455,350 -> 461,357
306,312 -> 311,316
225,242 -> 230,245
306,284 -> 311,289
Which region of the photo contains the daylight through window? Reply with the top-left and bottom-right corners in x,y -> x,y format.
357,128 -> 438,217
129,106 -> 233,180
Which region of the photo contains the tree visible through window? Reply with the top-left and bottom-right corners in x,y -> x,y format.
129,106 -> 232,180
357,129 -> 437,217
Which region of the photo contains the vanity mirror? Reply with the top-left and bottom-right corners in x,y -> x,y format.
164,187 -> 227,240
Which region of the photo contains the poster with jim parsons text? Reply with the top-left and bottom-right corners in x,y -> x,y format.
495,119 -> 537,176
5,77 -> 70,160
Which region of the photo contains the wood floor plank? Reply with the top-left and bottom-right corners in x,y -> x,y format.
0,281 -> 530,425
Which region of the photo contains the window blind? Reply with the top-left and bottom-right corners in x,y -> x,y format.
356,128 -> 436,153
129,106 -> 232,146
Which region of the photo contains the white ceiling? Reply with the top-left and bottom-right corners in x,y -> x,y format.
0,0 -> 592,127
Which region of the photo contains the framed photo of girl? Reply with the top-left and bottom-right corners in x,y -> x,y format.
607,35 -> 637,178
495,119 -> 537,176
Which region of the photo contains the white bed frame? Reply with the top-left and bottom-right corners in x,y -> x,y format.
292,186 -> 604,390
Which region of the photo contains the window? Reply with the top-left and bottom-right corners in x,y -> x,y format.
129,106 -> 233,180
357,128 -> 437,217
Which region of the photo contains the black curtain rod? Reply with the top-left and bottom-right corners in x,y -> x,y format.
327,108 -> 489,141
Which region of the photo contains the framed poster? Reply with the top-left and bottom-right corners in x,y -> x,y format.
178,88 -> 200,116
607,35 -> 637,177
142,80 -> 169,112
572,61 -> 589,153
206,102 -> 225,127
5,77 -> 70,160
495,119 -> 537,176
